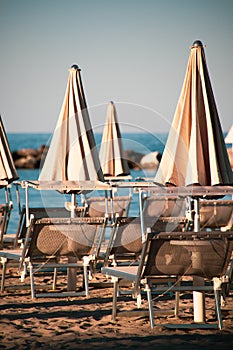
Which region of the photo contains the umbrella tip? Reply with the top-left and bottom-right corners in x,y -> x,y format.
70,64 -> 81,71
192,40 -> 204,48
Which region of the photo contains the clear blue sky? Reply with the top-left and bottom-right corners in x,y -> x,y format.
0,0 -> 232,134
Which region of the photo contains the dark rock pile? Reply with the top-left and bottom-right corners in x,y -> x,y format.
12,145 -> 48,169
12,146 -> 162,170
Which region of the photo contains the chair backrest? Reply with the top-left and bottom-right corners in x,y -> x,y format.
86,196 -> 131,218
200,200 -> 233,229
107,216 -> 187,265
0,203 -> 13,247
18,207 -> 73,241
143,195 -> 186,218
111,217 -> 143,255
25,217 -> 106,261
143,231 -> 233,280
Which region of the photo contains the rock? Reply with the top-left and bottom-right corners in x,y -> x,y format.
12,146 -> 49,169
12,145 -> 162,170
140,151 -> 162,170
16,148 -> 38,157
14,155 -> 38,169
124,150 -> 144,169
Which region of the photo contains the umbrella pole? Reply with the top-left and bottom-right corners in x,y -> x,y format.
15,182 -> 22,214
67,193 -> 77,292
109,189 -> 114,223
139,189 -> 146,243
104,190 -> 109,221
193,197 -> 205,323
71,193 -> 76,218
25,182 -> 30,228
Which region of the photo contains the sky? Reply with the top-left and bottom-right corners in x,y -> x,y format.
0,0 -> 233,134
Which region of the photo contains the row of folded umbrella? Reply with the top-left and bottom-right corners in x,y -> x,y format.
0,40 -> 233,197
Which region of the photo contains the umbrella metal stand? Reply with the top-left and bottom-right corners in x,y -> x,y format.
67,193 -> 78,292
192,197 -> 206,323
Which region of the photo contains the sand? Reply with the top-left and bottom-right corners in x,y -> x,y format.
0,266 -> 233,350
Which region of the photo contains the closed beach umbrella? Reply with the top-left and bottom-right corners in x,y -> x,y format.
39,65 -> 104,186
154,40 -> 233,324
37,65 -> 106,291
0,115 -> 18,187
155,40 -> 233,187
99,101 -> 130,178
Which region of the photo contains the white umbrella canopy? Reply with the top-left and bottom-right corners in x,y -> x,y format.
0,115 -> 18,187
99,101 -> 130,178
225,124 -> 233,169
39,65 -> 104,190
155,40 -> 233,187
225,124 -> 233,144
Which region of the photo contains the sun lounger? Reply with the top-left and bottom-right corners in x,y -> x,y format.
8,206 -> 81,248
85,195 -> 131,219
143,194 -> 186,218
104,216 -> 187,267
102,230 -> 233,330
0,215 -> 106,298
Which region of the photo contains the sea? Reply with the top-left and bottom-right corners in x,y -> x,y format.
1,132 -> 168,234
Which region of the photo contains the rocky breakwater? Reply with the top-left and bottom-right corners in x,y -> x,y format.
12,145 -> 48,169
12,146 -> 162,170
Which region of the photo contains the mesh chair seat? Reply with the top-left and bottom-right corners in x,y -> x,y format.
143,196 -> 186,218
145,232 -> 233,279
86,196 -> 131,218
200,200 -> 233,229
27,217 -> 103,259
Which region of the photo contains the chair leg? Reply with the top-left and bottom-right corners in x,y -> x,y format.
112,277 -> 118,320
1,257 -> 7,292
52,267 -> 57,290
214,288 -> 223,330
83,265 -> 89,297
20,262 -> 27,282
145,282 -> 154,328
29,262 -> 35,299
174,291 -> 180,318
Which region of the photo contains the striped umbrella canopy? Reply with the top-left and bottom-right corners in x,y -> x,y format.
0,116 -> 18,187
39,65 -> 104,191
99,101 -> 130,178
155,40 -> 233,187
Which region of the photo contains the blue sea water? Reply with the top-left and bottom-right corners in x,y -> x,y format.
2,132 -> 168,234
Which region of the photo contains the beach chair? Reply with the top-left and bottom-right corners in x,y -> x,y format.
102,229 -> 233,330
2,206 -> 76,248
104,215 -> 187,267
142,193 -> 190,230
85,195 -> 131,219
142,194 -> 186,218
199,199 -> 233,230
0,215 -> 106,298
103,217 -> 143,266
83,193 -> 132,260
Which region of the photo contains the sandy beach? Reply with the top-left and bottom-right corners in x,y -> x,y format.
0,265 -> 233,350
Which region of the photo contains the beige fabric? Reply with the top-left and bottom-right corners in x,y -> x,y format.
39,65 -> 104,183
0,116 -> 18,186
99,101 -> 130,177
155,42 -> 233,186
